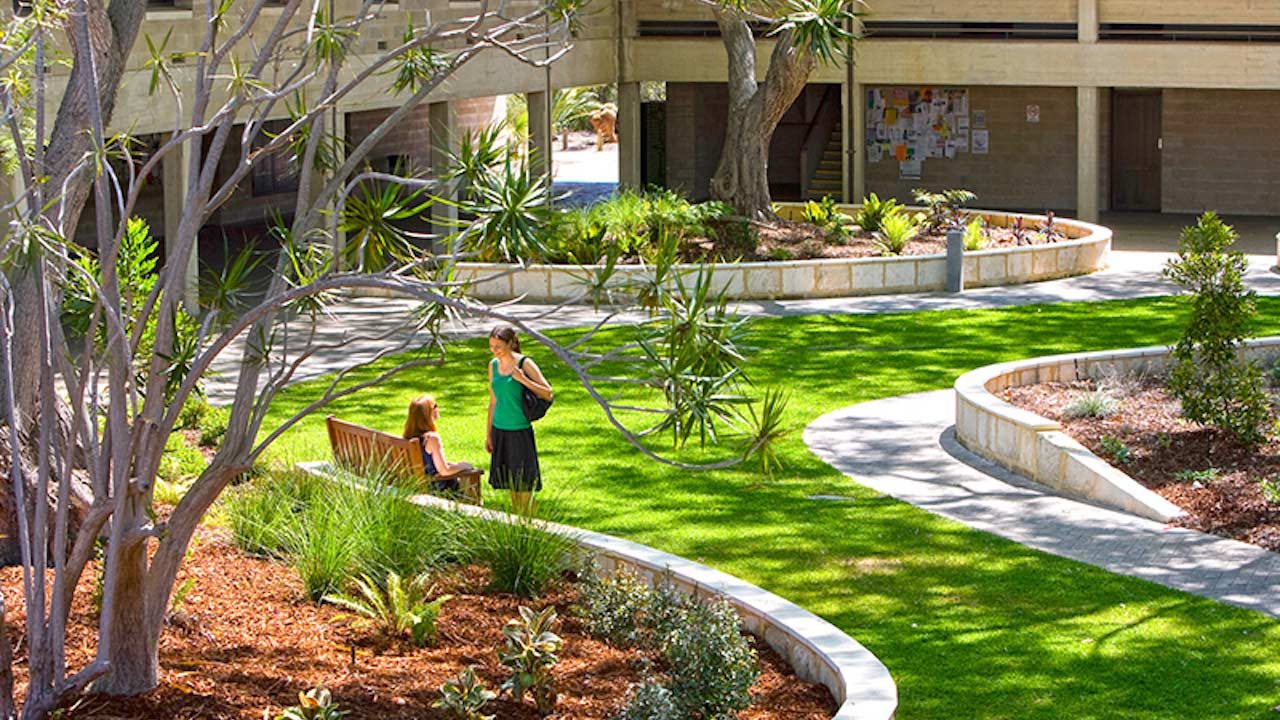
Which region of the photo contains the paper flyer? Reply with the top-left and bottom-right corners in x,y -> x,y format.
971,129 -> 989,154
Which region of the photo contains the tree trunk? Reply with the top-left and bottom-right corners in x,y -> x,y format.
0,590 -> 15,720
92,539 -> 158,695
708,11 -> 816,220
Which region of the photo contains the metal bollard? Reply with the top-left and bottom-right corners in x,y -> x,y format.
946,226 -> 965,292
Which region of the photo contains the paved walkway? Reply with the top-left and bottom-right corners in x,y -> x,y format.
805,391 -> 1280,618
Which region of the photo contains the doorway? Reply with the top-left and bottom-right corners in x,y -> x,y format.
1110,90 -> 1162,211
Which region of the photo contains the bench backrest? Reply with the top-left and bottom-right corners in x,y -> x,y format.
326,415 -> 425,478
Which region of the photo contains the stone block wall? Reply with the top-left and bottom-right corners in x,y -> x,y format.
1161,89 -> 1280,216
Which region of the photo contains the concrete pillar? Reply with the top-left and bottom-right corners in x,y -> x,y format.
1078,0 -> 1099,44
526,90 -> 553,185
851,82 -> 867,204
1076,86 -> 1101,223
428,101 -> 458,240
162,139 -> 199,312
618,82 -> 642,191
327,110 -> 347,264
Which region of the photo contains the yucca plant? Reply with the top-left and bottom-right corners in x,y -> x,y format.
275,688 -> 348,720
339,177 -> 433,271
323,571 -> 452,647
457,156 -> 553,263
741,387 -> 792,480
874,212 -> 920,256
854,192 -> 901,234
435,666 -> 498,720
498,606 -> 563,714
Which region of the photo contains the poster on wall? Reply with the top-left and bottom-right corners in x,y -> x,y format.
866,86 -> 974,181
973,110 -> 987,128
1026,104 -> 1040,123
971,129 -> 990,155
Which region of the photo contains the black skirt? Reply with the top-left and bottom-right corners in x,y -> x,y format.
490,427 -> 542,491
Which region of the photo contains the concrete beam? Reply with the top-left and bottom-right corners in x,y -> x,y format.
162,139 -> 199,313
617,82 -> 642,190
1076,86 -> 1101,223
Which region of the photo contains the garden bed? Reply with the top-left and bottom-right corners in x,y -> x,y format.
999,377 -> 1280,551
1,528 -> 837,719
750,218 -> 1050,262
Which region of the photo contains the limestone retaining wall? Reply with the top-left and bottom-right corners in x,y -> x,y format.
298,461 -> 898,720
453,206 -> 1110,304
953,338 -> 1280,522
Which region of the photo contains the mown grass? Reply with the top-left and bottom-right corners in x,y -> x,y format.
261,296 -> 1280,720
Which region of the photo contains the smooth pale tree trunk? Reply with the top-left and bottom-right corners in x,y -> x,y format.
709,11 -> 816,220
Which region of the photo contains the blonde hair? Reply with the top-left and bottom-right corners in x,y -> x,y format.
403,394 -> 438,439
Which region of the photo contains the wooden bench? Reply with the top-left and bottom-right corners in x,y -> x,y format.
325,416 -> 483,504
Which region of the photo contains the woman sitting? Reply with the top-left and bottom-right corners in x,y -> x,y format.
404,394 -> 475,494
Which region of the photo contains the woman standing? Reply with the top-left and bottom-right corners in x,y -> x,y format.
486,326 -> 553,513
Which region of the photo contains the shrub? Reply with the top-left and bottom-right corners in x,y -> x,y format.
1163,212 -> 1272,444
435,666 -> 497,720
579,569 -> 652,647
962,216 -> 987,251
324,572 -> 451,647
616,683 -> 678,720
912,188 -> 977,233
1174,468 -> 1220,484
801,196 -> 853,243
1063,391 -> 1118,420
275,688 -> 348,720
854,192 -> 901,234
225,471 -> 325,558
158,433 -> 207,484
874,212 -> 919,256
498,606 -> 563,714
177,394 -> 212,431
1099,436 -> 1131,465
1261,476 -> 1280,505
199,406 -> 230,448
662,597 -> 759,720
460,512 -> 577,598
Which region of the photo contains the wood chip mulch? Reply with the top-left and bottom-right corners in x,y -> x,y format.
2,529 -> 836,719
999,378 -> 1280,552
750,221 -> 1058,261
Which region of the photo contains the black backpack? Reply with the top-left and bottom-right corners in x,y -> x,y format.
519,357 -> 552,422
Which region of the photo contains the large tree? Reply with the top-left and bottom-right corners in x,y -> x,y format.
0,0 -> 784,716
706,0 -> 859,219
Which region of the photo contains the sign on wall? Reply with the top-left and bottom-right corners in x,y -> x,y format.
867,87 -> 972,180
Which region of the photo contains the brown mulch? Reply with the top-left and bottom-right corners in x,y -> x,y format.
999,377 -> 1280,552
1,529 -> 836,719
749,220 -> 1060,262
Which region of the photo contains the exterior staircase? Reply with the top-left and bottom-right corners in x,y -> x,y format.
804,122 -> 843,201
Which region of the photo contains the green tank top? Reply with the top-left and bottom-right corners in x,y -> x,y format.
491,358 -> 532,431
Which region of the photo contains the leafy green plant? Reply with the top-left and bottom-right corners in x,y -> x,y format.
579,569 -> 652,647
457,156 -> 553,263
460,512 -> 577,598
199,406 -> 230,448
874,212 -> 919,256
911,188 -> 977,233
801,196 -> 853,243
617,683 -> 678,720
1260,475 -> 1280,505
177,394 -> 211,431
498,605 -> 563,714
1163,212 -> 1272,444
158,433 -> 207,485
435,666 -> 497,720
324,571 -> 451,647
339,177 -> 433,271
1099,436 -> 1131,465
662,596 -> 759,720
1174,468 -> 1220,484
275,688 -> 348,720
741,387 -> 792,479
962,216 -> 987,251
854,192 -> 902,235
1063,391 -> 1118,420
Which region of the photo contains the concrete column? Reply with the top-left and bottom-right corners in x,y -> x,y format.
1078,0 -> 1099,43
428,101 -> 458,241
328,110 -> 347,263
1076,86 -> 1101,223
617,82 -> 642,190
162,139 -> 199,312
526,90 -> 553,185
851,82 -> 867,203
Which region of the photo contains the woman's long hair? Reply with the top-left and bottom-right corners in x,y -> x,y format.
404,394 -> 438,439
490,325 -> 521,352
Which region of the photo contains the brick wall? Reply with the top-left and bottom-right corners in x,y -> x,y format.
1161,89 -> 1280,215
866,85 -> 1078,213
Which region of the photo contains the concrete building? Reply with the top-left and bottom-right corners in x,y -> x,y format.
45,0 -> 1280,277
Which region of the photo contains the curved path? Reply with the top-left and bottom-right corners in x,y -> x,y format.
805,390 -> 1280,617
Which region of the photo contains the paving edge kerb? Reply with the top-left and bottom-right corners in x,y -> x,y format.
296,461 -> 899,720
356,205 -> 1111,304
954,336 -> 1280,522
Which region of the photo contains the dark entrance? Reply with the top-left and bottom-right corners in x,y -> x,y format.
1110,90 -> 1162,211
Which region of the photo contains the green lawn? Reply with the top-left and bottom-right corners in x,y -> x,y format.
263,296 -> 1280,720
